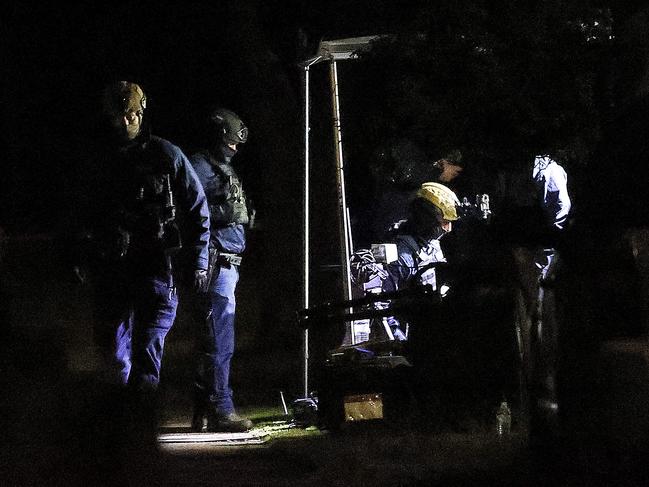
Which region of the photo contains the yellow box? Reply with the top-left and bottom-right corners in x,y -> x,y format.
343,393 -> 384,421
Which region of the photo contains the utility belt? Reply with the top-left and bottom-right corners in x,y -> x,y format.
208,248 -> 242,267
218,252 -> 242,266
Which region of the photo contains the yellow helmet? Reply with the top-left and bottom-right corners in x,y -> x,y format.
416,182 -> 460,221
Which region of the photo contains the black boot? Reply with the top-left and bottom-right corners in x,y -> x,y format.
206,409 -> 253,433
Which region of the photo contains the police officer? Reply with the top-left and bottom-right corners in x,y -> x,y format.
380,182 -> 460,339
383,182 -> 460,292
189,108 -> 254,432
78,81 -> 210,391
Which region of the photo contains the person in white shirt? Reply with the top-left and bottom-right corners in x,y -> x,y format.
533,155 -> 571,231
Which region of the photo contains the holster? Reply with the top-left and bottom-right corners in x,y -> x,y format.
206,248 -> 220,287
205,249 -> 242,287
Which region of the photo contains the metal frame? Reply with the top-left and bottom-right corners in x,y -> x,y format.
299,35 -> 382,397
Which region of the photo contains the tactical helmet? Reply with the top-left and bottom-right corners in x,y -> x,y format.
101,81 -> 147,140
416,182 -> 461,221
102,81 -> 147,118
210,108 -> 248,145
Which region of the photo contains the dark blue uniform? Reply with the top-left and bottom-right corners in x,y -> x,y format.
84,134 -> 210,390
382,222 -> 447,293
190,149 -> 248,414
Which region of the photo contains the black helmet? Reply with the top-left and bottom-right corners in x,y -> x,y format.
210,108 -> 248,145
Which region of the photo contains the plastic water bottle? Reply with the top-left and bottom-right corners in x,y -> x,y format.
496,401 -> 512,435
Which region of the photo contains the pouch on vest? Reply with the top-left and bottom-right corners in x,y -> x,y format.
210,162 -> 249,226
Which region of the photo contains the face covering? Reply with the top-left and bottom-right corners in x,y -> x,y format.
214,143 -> 237,163
429,224 -> 447,241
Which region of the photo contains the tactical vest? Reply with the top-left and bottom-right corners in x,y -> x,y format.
121,144 -> 181,253
397,234 -> 446,290
208,160 -> 249,226
416,239 -> 446,289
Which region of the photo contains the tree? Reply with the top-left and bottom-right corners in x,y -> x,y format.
351,1 -> 615,175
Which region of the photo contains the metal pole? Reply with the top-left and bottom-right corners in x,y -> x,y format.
345,205 -> 359,344
329,60 -> 353,302
346,206 -> 354,257
302,64 -> 311,398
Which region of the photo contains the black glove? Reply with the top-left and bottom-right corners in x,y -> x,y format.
194,269 -> 208,293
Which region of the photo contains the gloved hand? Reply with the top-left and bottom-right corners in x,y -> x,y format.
194,269 -> 208,293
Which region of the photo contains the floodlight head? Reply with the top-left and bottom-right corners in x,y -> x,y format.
317,36 -> 382,61
300,35 -> 386,67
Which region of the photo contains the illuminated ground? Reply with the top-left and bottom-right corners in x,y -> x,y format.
152,340 -> 526,485
155,406 -> 530,487
145,343 -> 527,485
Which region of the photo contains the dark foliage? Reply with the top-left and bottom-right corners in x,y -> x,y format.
351,1 -> 616,174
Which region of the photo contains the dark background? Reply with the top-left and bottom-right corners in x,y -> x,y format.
3,0 -> 649,407
4,1 -> 649,286
3,0 -> 649,385
3,3 -> 649,485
